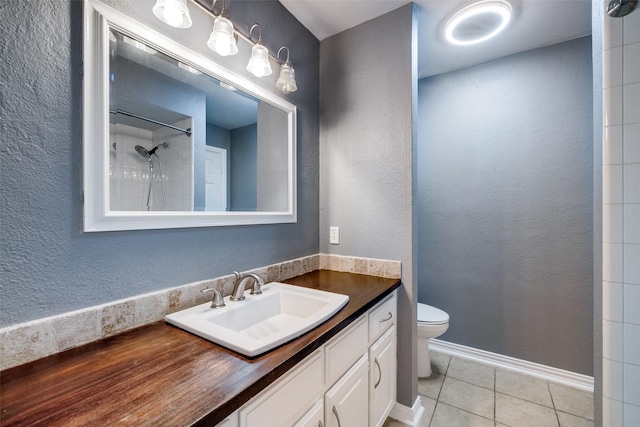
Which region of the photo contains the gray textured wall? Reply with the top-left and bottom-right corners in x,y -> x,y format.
0,0 -> 319,327
319,4 -> 418,407
417,37 -> 594,375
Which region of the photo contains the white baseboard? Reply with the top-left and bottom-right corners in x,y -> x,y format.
388,396 -> 425,427
429,339 -> 594,393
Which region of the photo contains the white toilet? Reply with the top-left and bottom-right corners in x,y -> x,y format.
417,303 -> 450,377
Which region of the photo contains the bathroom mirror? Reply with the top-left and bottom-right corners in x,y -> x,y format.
83,0 -> 297,232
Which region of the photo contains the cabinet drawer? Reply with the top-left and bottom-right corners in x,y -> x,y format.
368,292 -> 397,342
325,315 -> 368,385
239,350 -> 324,427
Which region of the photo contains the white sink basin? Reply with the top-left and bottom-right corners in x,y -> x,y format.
165,282 -> 349,357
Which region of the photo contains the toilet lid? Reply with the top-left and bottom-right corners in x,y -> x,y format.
417,303 -> 449,324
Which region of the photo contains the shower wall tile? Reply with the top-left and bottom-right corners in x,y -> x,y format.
604,46 -> 623,88
603,358 -> 624,400
603,165 -> 623,203
605,85 -> 624,126
625,204 -> 640,243
624,244 -> 640,284
603,281 -> 623,322
624,363 -> 640,405
624,10 -> 640,44
623,323 -> 640,364
605,124 -> 624,165
625,123 -> 640,163
603,319 -> 624,362
604,203 -> 624,243
623,164 -> 640,202
603,11 -> 640,426
603,242 -> 624,282
623,43 -> 640,84
623,83 -> 640,123
604,396 -> 624,426
624,403 -> 640,427
624,284 -> 640,325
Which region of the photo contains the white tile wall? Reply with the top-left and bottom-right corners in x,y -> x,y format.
603,5 -> 640,425
109,121 -> 194,211
603,281 -> 623,322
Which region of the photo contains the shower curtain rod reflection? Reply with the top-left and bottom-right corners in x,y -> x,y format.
109,109 -> 192,137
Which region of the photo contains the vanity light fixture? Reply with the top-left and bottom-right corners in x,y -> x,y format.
152,0 -> 192,28
206,0 -> 238,56
246,24 -> 272,77
276,47 -> 297,94
444,0 -> 512,46
151,0 -> 298,93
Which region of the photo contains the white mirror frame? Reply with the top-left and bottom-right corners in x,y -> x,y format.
83,0 -> 297,232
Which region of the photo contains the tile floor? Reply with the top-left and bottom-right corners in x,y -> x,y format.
384,350 -> 594,427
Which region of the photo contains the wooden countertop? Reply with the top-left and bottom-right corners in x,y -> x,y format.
0,270 -> 400,426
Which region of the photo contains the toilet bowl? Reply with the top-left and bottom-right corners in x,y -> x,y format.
417,303 -> 449,378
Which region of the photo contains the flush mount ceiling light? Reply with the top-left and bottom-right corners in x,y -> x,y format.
152,0 -> 192,28
444,0 -> 512,46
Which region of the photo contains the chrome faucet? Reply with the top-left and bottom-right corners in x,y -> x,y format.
231,271 -> 264,301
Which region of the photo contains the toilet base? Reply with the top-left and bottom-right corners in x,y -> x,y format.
417,336 -> 432,377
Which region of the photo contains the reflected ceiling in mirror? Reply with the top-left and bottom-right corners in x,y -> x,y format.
83,0 -> 296,231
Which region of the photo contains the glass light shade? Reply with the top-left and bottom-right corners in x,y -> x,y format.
276,63 -> 297,94
152,0 -> 192,29
207,16 -> 238,57
246,43 -> 272,77
444,0 -> 511,45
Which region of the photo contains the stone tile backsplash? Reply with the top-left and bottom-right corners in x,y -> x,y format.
0,254 -> 400,370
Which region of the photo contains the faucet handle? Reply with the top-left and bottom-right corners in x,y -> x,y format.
201,288 -> 225,309
250,274 -> 264,296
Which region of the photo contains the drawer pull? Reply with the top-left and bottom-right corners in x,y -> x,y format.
318,421 -> 323,427
333,405 -> 342,427
379,312 -> 392,322
374,357 -> 382,389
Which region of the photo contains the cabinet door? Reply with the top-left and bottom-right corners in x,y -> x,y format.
294,399 -> 324,427
325,355 -> 369,427
369,327 -> 397,427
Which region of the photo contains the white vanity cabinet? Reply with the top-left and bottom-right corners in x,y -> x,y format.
232,291 -> 397,427
325,354 -> 370,427
369,327 -> 397,427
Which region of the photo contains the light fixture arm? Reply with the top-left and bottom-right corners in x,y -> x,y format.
209,0 -> 227,17
277,46 -> 291,65
249,23 -> 263,44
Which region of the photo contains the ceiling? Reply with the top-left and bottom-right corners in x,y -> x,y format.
278,0 -> 593,78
